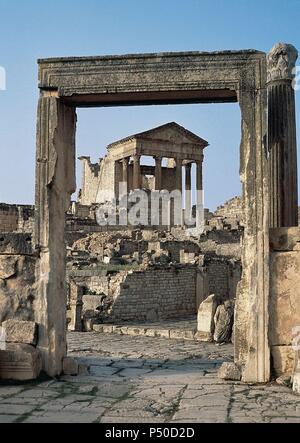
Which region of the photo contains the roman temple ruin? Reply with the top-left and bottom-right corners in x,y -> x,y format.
0,43 -> 300,396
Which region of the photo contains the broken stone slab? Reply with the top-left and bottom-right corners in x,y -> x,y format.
0,256 -> 18,279
197,294 -> 218,342
276,375 -> 291,387
63,357 -> 79,376
218,362 -> 241,381
0,343 -> 42,381
0,233 -> 33,255
2,319 -> 38,346
82,294 -> 102,313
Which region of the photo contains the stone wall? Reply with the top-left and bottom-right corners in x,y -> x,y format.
0,234 -> 36,325
78,157 -> 101,205
68,265 -> 198,323
0,204 -> 34,233
110,266 -> 197,322
215,196 -> 242,220
269,227 -> 300,377
205,257 -> 241,301
68,269 -> 109,297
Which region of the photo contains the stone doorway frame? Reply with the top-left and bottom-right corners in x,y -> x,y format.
35,50 -> 269,382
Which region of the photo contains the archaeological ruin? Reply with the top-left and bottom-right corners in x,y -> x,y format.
0,43 -> 300,399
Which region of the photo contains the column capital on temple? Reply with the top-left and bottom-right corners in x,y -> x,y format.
175,156 -> 183,166
267,42 -> 298,83
121,157 -> 129,165
132,154 -> 141,163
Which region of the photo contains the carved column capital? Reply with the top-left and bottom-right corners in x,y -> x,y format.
267,42 -> 298,83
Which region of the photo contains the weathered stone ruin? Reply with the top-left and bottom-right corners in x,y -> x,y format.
0,43 -> 300,395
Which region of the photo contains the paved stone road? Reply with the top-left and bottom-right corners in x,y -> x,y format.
0,332 -> 299,423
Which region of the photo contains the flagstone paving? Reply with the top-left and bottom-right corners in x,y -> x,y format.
0,332 -> 299,423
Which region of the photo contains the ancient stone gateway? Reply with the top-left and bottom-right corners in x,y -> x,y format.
35,45 -> 298,383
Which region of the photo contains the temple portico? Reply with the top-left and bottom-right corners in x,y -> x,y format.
79,122 -> 208,227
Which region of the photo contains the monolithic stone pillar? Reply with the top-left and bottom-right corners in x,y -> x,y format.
196,160 -> 204,229
267,43 -> 298,227
68,281 -> 83,332
234,76 -> 270,384
174,157 -> 183,226
35,94 -> 76,377
133,154 -> 141,190
121,157 -> 129,193
175,157 -> 183,192
185,163 -> 192,223
154,156 -> 162,190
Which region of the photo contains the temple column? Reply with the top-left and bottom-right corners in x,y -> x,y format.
174,157 -> 183,226
154,156 -> 162,190
175,157 -> 183,192
132,154 -> 141,190
267,42 -> 298,227
196,159 -> 204,229
121,157 -> 129,193
185,163 -> 192,224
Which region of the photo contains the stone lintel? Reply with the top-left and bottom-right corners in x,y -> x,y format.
0,233 -> 33,256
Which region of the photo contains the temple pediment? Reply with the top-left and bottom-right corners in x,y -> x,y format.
107,122 -> 209,150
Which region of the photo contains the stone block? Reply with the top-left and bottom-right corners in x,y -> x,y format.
270,251 -> 300,346
0,234 -> 33,255
154,329 -> 170,339
145,329 -> 156,337
0,256 -> 18,279
271,345 -> 296,377
218,362 -> 241,381
269,227 -> 300,251
2,320 -> 38,346
0,344 -> 42,381
170,330 -> 185,340
197,294 -> 218,341
194,331 -> 213,342
93,324 -> 104,333
63,357 -> 79,376
102,325 -> 113,334
127,327 -> 146,336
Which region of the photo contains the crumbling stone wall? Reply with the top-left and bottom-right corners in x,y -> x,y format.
78,157 -> 101,205
215,196 -> 242,220
110,266 -> 197,322
0,204 -> 34,233
0,204 -> 18,231
205,257 -> 241,301
0,234 -> 36,324
68,269 -> 109,296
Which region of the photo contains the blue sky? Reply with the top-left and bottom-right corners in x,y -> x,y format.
0,0 -> 300,210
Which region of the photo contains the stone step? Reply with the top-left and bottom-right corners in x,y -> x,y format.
93,323 -> 207,342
